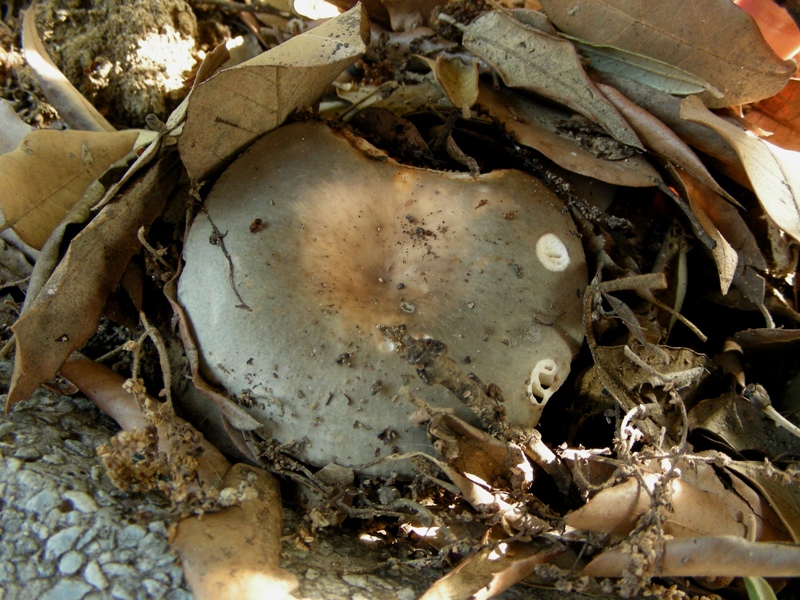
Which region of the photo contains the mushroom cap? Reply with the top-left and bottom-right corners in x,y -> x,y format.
178,122 -> 587,476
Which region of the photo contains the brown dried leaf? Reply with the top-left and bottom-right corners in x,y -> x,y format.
726,461 -> 800,543
540,0 -> 795,107
171,463 -> 299,600
178,4 -> 370,181
5,152 -> 181,411
0,129 -> 141,249
681,95 -> 800,243
21,5 -> 115,132
478,84 -> 659,187
461,11 -> 641,148
564,461 -> 780,540
597,82 -> 733,201
433,54 -> 478,118
583,536 -> 800,577
668,168 -> 737,294
419,540 -> 562,600
746,79 -> 800,151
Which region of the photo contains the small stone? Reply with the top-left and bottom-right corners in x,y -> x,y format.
24,489 -> 60,514
109,583 -> 135,600
0,559 -> 16,581
41,452 -> 66,465
59,550 -> 84,576
42,579 -> 91,600
397,589 -> 416,600
13,446 -> 41,461
101,562 -> 140,579
63,491 -> 99,513
142,578 -> 168,597
45,526 -> 83,560
342,573 -> 370,589
83,560 -> 108,590
305,568 -> 320,581
117,523 -> 146,548
55,398 -> 77,413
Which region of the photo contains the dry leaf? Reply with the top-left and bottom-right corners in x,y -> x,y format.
420,540 -> 562,600
540,0 -> 795,107
668,168 -> 738,294
461,10 -> 641,148
597,82 -> 732,201
477,84 -> 659,187
564,465 -> 780,540
5,152 -> 181,411
593,72 -> 749,187
433,54 -> 478,118
746,79 -> 800,151
583,536 -> 800,577
171,463 -> 299,600
0,100 -> 34,156
0,128 -> 142,249
680,95 -> 800,244
178,4 -> 370,181
689,394 -> 800,459
726,461 -> 800,543
569,39 -> 721,97
22,5 -> 115,132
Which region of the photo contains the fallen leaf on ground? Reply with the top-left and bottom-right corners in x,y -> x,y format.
477,84 -> 659,187
668,168 -> 737,294
178,4 -> 370,181
419,540 -> 562,600
5,152 -> 181,411
21,5 -> 115,132
432,54 -> 478,118
540,0 -> 795,107
680,95 -> 800,244
461,10 -> 641,148
746,78 -> 800,151
597,82 -> 733,201
583,536 -> 800,577
565,460 -> 788,541
0,128 -> 142,249
171,463 -> 299,600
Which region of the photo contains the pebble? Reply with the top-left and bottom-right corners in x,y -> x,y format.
58,550 -> 85,576
42,579 -> 92,600
83,560 -> 108,590
45,526 -> 83,560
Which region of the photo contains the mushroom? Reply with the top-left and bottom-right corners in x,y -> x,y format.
177,121 -> 587,476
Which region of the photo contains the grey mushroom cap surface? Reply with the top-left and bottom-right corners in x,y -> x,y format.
177,121 -> 587,476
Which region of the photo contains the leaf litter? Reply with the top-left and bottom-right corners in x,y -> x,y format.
2,1 -> 800,598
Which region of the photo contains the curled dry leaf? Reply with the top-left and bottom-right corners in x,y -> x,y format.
171,463 -> 299,600
461,10 -> 641,149
0,129 -> 141,249
178,4 -> 370,181
433,54 -> 478,118
22,5 -> 115,132
477,84 -> 659,188
583,536 -> 800,578
568,38 -> 721,97
597,82 -> 733,201
668,168 -> 738,295
593,72 -> 749,187
565,461 -> 790,541
419,540 -> 562,600
5,152 -> 181,411
725,460 -> 800,543
540,0 -> 796,107
680,95 -> 800,244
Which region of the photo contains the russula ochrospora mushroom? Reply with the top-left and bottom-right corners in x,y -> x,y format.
178,121 -> 587,476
